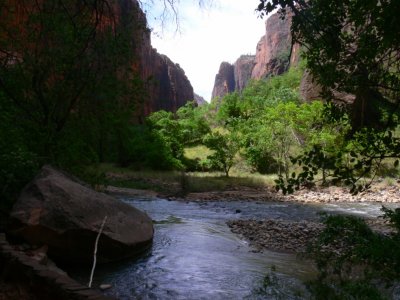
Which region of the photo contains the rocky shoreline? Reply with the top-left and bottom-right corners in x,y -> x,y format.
226,217 -> 395,255
181,184 -> 400,203
107,184 -> 400,255
227,219 -> 324,253
285,184 -> 400,203
107,182 -> 400,204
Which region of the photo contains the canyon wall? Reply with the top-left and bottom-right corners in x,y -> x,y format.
251,12 -> 293,80
211,12 -> 298,100
123,0 -> 194,120
211,62 -> 236,99
234,55 -> 255,92
194,93 -> 207,106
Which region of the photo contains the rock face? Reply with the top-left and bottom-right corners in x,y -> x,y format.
211,62 -> 235,99
8,166 -> 154,264
194,93 -> 207,106
211,12 -> 297,100
137,46 -> 194,117
234,55 -> 255,92
299,70 -> 323,102
121,0 -> 194,120
299,70 -> 357,104
252,13 -> 293,79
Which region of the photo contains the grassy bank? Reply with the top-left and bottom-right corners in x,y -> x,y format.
83,163 -> 278,195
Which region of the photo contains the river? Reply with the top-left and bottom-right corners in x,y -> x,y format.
69,196 -> 392,299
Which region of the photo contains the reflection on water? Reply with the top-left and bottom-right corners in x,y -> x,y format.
68,197 -> 389,299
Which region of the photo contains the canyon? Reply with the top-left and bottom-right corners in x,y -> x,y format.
126,0 -> 194,120
211,12 -> 296,100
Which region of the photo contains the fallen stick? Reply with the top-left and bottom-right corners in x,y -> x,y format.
88,215 -> 108,288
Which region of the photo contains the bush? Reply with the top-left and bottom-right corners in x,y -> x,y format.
244,148 -> 282,174
0,148 -> 39,209
308,209 -> 400,298
120,125 -> 184,170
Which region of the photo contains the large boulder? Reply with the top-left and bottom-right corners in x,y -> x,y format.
7,166 -> 154,264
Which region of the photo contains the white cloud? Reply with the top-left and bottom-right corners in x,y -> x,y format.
147,1 -> 266,101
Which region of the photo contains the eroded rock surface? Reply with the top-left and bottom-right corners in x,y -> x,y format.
234,55 -> 255,92
251,13 -> 293,79
211,11 -> 297,99
194,93 -> 207,106
120,0 -> 194,119
211,62 -> 235,99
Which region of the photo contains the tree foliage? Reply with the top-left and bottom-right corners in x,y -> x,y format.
0,0 -> 145,203
203,130 -> 240,177
308,208 -> 400,298
140,101 -> 211,170
257,0 -> 400,192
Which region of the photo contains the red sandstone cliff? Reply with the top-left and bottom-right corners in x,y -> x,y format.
211,62 -> 236,99
251,13 -> 293,79
234,55 -> 255,92
124,0 -> 194,120
1,0 -> 194,121
211,12 -> 297,100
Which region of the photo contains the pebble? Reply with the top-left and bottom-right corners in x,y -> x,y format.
227,216 -> 396,254
227,219 -> 324,254
285,185 -> 400,203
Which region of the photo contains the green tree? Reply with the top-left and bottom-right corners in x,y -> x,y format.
147,110 -> 184,168
142,102 -> 211,170
176,101 -> 211,145
0,0 -> 144,204
257,0 -> 400,192
262,102 -> 301,180
203,131 -> 240,177
0,0 -> 139,160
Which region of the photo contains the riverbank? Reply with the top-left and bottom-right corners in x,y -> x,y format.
227,219 -> 324,253
106,181 -> 400,204
226,217 -> 394,255
199,186 -> 400,254
106,184 -> 399,256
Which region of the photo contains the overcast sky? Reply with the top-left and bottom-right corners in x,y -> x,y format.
145,1 -> 266,102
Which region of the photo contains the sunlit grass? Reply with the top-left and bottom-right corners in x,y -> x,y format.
183,172 -> 277,193
83,160 -> 400,195
86,163 -> 278,194
184,145 -> 214,161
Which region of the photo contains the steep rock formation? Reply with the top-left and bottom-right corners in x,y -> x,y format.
299,70 -> 322,102
121,0 -> 194,120
137,46 -> 194,117
290,42 -> 301,67
211,62 -> 235,99
234,55 -> 255,92
194,93 -> 207,106
251,12 -> 293,79
211,11 -> 297,99
300,69 -> 356,104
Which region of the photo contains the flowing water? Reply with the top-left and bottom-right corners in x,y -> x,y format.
69,197 -> 392,299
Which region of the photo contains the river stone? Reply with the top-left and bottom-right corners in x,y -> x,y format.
8,165 -> 154,264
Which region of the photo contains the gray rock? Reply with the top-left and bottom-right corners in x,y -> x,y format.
99,284 -> 113,290
8,165 -> 154,264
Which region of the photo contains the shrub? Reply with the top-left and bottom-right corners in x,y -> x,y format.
308,209 -> 400,298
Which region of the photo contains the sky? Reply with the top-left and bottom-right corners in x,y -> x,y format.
145,1 -> 266,102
